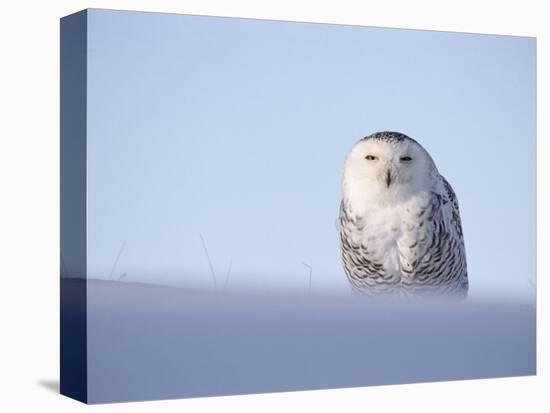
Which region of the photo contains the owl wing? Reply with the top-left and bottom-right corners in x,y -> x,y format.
338,201 -> 398,294
441,175 -> 465,240
398,174 -> 468,295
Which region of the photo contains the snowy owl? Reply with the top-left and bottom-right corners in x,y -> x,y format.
338,131 -> 468,297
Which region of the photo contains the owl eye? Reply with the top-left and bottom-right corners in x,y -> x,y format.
400,156 -> 412,162
365,155 -> 378,161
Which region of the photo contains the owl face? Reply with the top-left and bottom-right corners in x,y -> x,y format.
343,137 -> 436,202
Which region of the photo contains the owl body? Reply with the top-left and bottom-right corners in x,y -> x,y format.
338,132 -> 468,297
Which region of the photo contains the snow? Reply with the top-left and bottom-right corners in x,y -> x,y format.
73,279 -> 536,403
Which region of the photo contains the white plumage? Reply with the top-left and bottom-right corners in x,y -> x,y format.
338,131 -> 468,297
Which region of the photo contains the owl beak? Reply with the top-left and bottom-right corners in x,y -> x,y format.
385,169 -> 392,188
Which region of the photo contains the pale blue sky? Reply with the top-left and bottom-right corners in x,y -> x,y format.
86,9 -> 536,298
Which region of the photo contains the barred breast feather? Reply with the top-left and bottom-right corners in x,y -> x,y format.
338,173 -> 468,297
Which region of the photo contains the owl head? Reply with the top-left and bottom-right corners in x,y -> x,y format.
342,132 -> 438,205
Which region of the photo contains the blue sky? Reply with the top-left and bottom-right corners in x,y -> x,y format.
86,9 -> 536,298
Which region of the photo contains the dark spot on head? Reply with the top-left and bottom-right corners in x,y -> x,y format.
361,131 -> 418,145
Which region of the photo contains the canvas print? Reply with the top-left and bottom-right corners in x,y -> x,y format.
60,8 -> 536,404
